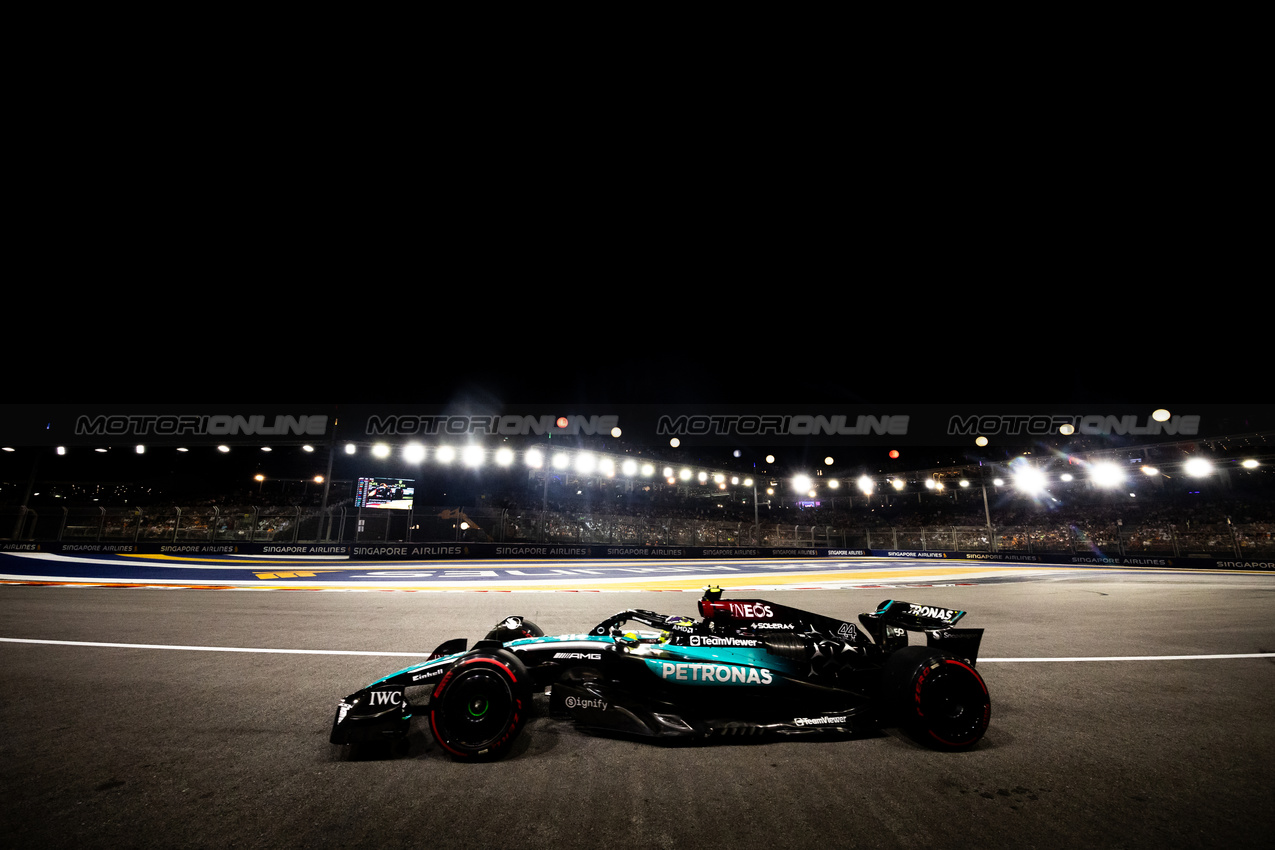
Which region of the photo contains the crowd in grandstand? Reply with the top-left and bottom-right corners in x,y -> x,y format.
5,449 -> 1274,553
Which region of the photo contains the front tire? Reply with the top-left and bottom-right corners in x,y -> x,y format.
428,649 -> 531,760
885,646 -> 989,751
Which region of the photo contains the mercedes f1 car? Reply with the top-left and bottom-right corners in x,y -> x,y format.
330,587 -> 990,759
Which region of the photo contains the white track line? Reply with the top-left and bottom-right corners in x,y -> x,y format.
0,637 -> 431,656
979,654 -> 1273,662
1,637 -> 1271,662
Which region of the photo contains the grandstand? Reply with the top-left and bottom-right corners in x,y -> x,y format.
3,430 -> 1272,560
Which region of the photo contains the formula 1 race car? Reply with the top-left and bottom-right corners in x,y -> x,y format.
329,587 -> 990,759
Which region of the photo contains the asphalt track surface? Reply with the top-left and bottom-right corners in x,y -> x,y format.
1,555 -> 1273,849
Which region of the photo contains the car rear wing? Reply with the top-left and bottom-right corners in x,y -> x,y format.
858,600 -> 984,664
874,600 -> 965,630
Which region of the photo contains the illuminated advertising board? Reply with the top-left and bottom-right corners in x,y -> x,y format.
355,477 -> 414,510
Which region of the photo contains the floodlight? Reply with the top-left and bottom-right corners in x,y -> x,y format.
1013,466 -> 1046,495
1090,462 -> 1125,488
1184,458 -> 1214,477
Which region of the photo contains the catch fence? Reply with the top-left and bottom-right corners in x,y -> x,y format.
4,504 -> 1272,560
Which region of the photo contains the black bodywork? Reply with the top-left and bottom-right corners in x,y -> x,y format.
330,587 -> 991,758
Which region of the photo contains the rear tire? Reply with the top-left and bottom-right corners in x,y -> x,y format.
885,646 -> 989,751
428,649 -> 531,760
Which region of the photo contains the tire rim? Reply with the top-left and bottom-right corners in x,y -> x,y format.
440,669 -> 514,749
918,661 -> 988,746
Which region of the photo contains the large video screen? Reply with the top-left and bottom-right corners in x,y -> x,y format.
355,477 -> 415,510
